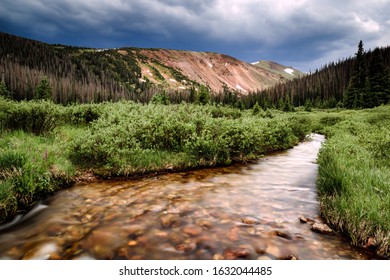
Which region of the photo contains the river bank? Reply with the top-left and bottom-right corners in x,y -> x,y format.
315,106 -> 390,258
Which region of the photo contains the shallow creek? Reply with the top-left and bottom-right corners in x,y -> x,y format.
0,134 -> 378,260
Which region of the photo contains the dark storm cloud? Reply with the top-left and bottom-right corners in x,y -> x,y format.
1,0 -> 389,71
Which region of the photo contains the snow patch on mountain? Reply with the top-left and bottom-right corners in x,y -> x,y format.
284,68 -> 294,75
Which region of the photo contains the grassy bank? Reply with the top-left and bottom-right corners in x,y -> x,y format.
0,98 -> 311,224
315,106 -> 390,258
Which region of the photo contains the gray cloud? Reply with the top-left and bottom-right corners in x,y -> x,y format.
1,0 -> 389,71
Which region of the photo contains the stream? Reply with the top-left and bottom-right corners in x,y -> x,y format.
0,134 -> 378,260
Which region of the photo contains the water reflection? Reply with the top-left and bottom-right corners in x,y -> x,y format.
0,134 -> 376,259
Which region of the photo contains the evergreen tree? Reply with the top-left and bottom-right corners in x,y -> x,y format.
196,85 -> 210,105
252,101 -> 261,115
150,91 -> 170,105
368,48 -> 390,106
344,41 -> 367,109
0,80 -> 11,99
304,99 -> 313,112
283,95 -> 294,112
235,99 -> 245,110
34,77 -> 52,100
276,98 -> 285,110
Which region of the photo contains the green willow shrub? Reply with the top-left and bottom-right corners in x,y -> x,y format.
69,102 -> 312,170
2,100 -> 62,134
63,103 -> 103,125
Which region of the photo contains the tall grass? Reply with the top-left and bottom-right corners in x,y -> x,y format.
316,106 -> 390,258
0,130 -> 75,223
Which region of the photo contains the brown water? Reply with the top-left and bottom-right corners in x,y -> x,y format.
0,134 -> 376,260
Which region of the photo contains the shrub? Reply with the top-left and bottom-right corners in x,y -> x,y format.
1,100 -> 62,134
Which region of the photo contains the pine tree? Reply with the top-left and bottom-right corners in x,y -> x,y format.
252,101 -> 261,115
283,95 -> 294,112
0,80 -> 11,99
196,85 -> 210,105
304,99 -> 313,112
344,41 -> 367,109
34,77 -> 52,100
368,48 -> 390,107
150,91 -> 170,105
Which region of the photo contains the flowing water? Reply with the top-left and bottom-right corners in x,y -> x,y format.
0,134 -> 377,260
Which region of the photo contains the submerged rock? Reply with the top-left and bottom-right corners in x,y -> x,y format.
176,241 -> 197,253
223,248 -> 250,260
227,226 -> 240,241
311,223 -> 333,234
182,225 -> 202,236
299,216 -> 316,224
160,214 -> 180,228
241,216 -> 261,225
213,253 -> 224,260
364,237 -> 377,250
269,230 -> 293,240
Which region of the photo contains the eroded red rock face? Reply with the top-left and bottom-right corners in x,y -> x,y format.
133,49 -> 284,93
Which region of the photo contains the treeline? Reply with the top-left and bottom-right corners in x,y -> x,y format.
244,42 -> 390,109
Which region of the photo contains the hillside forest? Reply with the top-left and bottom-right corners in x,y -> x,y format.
1,33 -> 389,109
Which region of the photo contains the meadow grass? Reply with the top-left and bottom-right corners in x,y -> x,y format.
316,106 -> 390,257
0,129 -> 75,222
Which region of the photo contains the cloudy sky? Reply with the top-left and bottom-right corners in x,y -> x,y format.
1,0 -> 389,71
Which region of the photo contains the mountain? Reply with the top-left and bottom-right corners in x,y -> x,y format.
0,32 -> 301,104
128,48 -> 292,93
251,60 -> 304,79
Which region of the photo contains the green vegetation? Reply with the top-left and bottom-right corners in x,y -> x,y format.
0,97 -> 389,258
343,41 -> 390,109
315,106 -> 390,257
0,98 -> 311,224
34,77 -> 53,100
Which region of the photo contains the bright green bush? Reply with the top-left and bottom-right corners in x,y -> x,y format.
0,99 -> 62,134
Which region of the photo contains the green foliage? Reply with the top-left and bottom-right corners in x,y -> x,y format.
264,109 -> 274,118
0,80 -> 11,99
34,77 -> 52,100
252,101 -> 261,115
368,48 -> 390,107
0,99 -> 62,134
150,91 -> 170,105
317,106 -> 390,258
63,103 -> 102,125
344,41 -> 367,109
304,99 -> 313,112
196,85 -> 210,105
69,102 -> 311,173
343,42 -> 390,109
0,130 -> 75,223
282,95 -> 294,112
